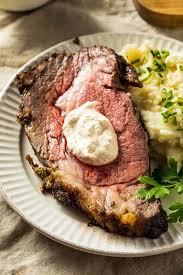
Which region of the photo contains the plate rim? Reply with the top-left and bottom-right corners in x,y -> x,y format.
1,31 -> 183,257
1,185 -> 183,257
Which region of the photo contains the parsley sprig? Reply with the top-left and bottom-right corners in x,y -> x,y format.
138,158 -> 183,223
169,202 -> 183,223
138,158 -> 183,200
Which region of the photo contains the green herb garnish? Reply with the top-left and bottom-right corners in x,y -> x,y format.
138,158 -> 181,200
162,88 -> 173,100
140,72 -> 152,82
160,91 -> 183,126
136,67 -> 146,76
169,202 -> 183,223
161,110 -> 177,124
151,49 -> 169,59
138,158 -> 183,223
158,72 -> 163,78
139,158 -> 183,196
176,128 -> 183,131
140,56 -> 146,65
163,101 -> 174,108
161,50 -> 170,58
153,60 -> 166,72
161,89 -> 173,108
172,115 -> 177,125
131,58 -> 140,64
138,176 -> 170,199
179,65 -> 183,71
177,97 -> 183,106
151,49 -> 161,59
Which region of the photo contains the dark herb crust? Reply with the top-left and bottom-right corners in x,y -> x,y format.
27,156 -> 168,238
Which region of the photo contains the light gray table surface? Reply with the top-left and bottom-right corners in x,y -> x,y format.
0,1 -> 183,274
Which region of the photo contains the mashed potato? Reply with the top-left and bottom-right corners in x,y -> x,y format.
121,42 -> 183,167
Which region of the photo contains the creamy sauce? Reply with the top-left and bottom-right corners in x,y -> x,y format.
59,101 -> 118,166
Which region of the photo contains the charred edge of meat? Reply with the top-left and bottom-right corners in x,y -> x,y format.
16,47 -> 142,98
27,155 -> 168,238
144,208 -> 168,239
18,112 -> 32,125
116,54 -> 143,88
30,157 -> 98,226
51,185 -> 167,238
16,52 -> 69,126
50,185 -> 131,235
52,186 -> 78,208
52,184 -> 99,227
16,71 -> 36,95
15,53 -> 63,96
26,155 -> 55,190
17,104 -> 32,125
73,36 -> 81,46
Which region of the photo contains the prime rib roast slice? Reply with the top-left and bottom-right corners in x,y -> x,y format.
16,46 -> 168,238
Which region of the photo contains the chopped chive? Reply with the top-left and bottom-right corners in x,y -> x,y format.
167,90 -> 173,99
140,72 -> 152,82
155,50 -> 161,59
163,101 -> 173,108
147,67 -> 152,72
151,49 -> 169,59
158,72 -> 163,78
172,115 -> 177,126
153,60 -> 160,67
179,65 -> 183,71
136,67 -> 146,76
140,56 -> 146,65
176,128 -> 183,131
161,50 -> 170,58
131,58 -> 140,64
151,49 -> 161,59
150,50 -> 155,57
161,111 -> 170,123
161,89 -> 173,108
161,88 -> 167,93
153,60 -> 166,72
177,97 -> 183,106
161,111 -> 177,123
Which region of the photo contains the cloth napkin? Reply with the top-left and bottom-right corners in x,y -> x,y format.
0,1 -> 183,274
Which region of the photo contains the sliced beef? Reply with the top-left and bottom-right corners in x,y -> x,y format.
17,46 -> 168,238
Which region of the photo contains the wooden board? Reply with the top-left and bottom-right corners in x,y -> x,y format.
133,0 -> 183,27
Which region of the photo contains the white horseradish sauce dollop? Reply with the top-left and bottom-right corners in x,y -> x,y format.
60,101 -> 118,166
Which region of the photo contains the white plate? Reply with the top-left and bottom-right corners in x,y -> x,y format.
0,32 -> 183,257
